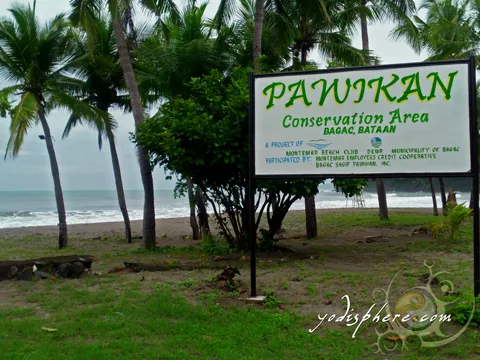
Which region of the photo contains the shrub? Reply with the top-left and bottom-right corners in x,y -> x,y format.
429,202 -> 472,240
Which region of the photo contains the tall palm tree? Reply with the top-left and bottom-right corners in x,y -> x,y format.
136,1 -> 236,98
136,1 -> 239,237
63,15 -> 133,243
391,0 -> 479,214
214,0 -> 296,70
69,0 -> 179,249
280,0 -> 371,68
0,4 -> 108,248
227,0 -> 291,71
342,0 -> 416,220
277,0 -> 370,237
391,0 -> 478,59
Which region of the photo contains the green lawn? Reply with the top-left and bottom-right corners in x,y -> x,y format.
1,210 -> 479,359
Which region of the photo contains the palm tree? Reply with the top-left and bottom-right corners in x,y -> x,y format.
214,0 -> 294,70
277,0 -> 370,237
342,0 -> 416,220
429,178 -> 439,216
63,15 -> 133,243
391,0 -> 478,60
136,1 -> 236,98
227,0 -> 291,71
0,4 -> 108,248
391,0 -> 480,214
281,0 -> 371,68
136,1 -> 242,238
69,0 -> 179,250
439,178 -> 447,214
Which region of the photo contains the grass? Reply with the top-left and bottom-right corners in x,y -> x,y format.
1,210 -> 480,359
0,285 -> 367,360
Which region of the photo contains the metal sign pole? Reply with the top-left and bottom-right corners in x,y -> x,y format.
248,70 -> 257,297
469,56 -> 479,297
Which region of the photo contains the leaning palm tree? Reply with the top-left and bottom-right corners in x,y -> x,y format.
63,15 -> 133,243
0,4 -> 108,248
69,0 -> 179,249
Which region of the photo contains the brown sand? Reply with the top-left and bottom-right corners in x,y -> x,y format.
0,208 -> 432,241
0,217 -> 193,240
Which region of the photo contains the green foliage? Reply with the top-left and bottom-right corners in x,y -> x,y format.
199,234 -> 236,256
447,295 -> 480,327
173,177 -> 187,199
446,202 -> 472,240
226,279 -> 241,295
136,1 -> 237,100
263,289 -> 283,309
130,245 -> 197,255
62,13 -> 122,144
135,67 -> 324,249
429,202 -> 472,240
0,92 -> 11,118
0,3 -> 109,158
332,178 -> 368,198
258,228 -> 280,252
428,221 -> 448,239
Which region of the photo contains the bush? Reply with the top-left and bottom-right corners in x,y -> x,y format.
429,202 -> 472,240
199,234 -> 236,256
447,295 -> 480,327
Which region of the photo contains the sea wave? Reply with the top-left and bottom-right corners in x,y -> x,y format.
0,207 -> 190,229
0,192 -> 470,229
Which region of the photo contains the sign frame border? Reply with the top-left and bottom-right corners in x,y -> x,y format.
246,58 -> 480,299
252,58 -> 475,178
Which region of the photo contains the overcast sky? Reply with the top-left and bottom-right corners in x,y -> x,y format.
0,0 -> 424,191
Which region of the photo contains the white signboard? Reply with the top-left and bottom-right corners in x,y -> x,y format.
254,62 -> 472,176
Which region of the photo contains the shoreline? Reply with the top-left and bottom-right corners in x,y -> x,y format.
0,208 -> 433,239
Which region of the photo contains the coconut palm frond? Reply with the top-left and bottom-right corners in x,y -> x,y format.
4,91 -> 38,159
51,90 -> 116,135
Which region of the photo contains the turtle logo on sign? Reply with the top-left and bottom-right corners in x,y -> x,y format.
371,137 -> 382,148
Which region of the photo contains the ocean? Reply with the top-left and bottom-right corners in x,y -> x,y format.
0,189 -> 466,229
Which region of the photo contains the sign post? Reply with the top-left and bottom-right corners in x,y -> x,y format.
248,58 -> 479,297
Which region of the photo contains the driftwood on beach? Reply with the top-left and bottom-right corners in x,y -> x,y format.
0,255 -> 94,281
107,261 -> 229,274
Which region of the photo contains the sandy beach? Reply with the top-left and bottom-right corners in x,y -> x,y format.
0,207 -> 434,241
0,216 -> 193,240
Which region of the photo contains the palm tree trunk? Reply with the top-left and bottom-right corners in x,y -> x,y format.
252,0 -> 264,70
299,41 -> 317,236
360,3 -> 388,220
301,47 -> 308,67
107,133 -> 132,243
360,0 -> 369,52
195,186 -> 210,236
38,107 -> 67,249
429,178 -> 438,216
376,179 -> 388,220
439,178 -> 447,215
187,178 -> 200,240
305,195 -> 317,238
112,18 -> 156,249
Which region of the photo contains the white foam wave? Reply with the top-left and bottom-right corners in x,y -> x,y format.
0,206 -> 191,229
0,192 -> 471,229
